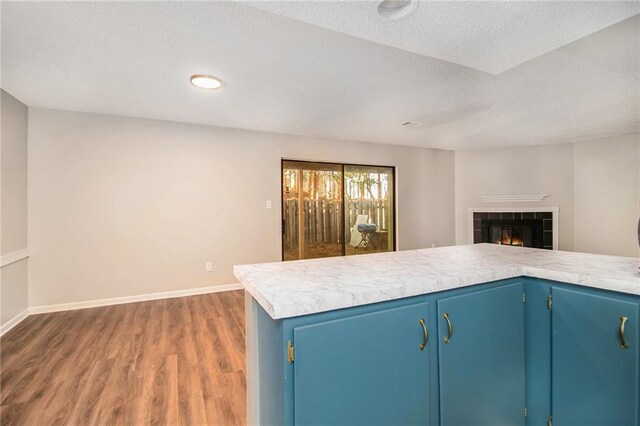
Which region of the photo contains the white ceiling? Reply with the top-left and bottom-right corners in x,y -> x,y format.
2,1 -> 639,150
247,0 -> 640,74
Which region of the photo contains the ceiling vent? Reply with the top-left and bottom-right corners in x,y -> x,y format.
401,121 -> 424,128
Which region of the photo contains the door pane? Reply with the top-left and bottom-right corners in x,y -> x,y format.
552,287 -> 639,425
438,283 -> 525,425
293,302 -> 431,425
282,161 -> 343,261
344,165 -> 394,255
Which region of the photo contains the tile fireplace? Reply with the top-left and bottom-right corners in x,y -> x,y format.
469,208 -> 558,250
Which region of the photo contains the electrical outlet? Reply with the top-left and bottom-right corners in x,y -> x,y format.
206,262 -> 213,272
266,200 -> 272,209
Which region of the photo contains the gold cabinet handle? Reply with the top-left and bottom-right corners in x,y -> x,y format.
619,316 -> 629,349
419,318 -> 428,350
443,313 -> 453,344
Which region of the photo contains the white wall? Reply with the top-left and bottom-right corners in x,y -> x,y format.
574,134 -> 640,257
455,144 -> 575,250
27,108 -> 455,307
1,90 -> 29,326
455,134 -> 640,257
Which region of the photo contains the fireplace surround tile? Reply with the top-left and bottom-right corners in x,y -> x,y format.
472,211 -> 554,250
470,208 -> 558,250
544,231 -> 553,247
535,212 -> 552,220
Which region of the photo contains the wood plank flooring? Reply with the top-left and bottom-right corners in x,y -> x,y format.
0,290 -> 246,425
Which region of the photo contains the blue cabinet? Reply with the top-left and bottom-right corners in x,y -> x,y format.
253,278 -> 640,425
292,302 -> 431,425
523,279 -> 552,426
437,282 -> 526,426
551,286 -> 639,426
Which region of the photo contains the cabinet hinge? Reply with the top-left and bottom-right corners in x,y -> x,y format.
287,340 -> 295,364
524,407 -> 528,417
547,294 -> 553,310
522,292 -> 526,303
547,415 -> 552,426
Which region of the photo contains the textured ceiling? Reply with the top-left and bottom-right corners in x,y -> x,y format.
247,1 -> 640,74
1,1 -> 639,150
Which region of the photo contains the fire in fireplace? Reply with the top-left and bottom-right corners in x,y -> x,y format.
491,226 -> 528,246
473,212 -> 553,250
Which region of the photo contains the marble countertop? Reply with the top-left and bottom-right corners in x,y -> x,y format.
234,244 -> 640,319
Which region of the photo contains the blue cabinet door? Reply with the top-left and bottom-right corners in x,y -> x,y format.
438,281 -> 526,426
551,287 -> 639,426
292,301 -> 431,425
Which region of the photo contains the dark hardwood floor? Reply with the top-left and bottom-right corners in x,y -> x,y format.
0,290 -> 246,425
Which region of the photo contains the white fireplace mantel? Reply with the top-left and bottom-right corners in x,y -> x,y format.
479,194 -> 549,203
468,207 -> 559,250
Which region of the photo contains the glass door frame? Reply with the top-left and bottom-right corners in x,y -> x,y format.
281,158 -> 397,261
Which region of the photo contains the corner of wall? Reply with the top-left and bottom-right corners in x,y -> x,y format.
1,89 -> 30,330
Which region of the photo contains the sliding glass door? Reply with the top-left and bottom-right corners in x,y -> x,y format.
344,165 -> 394,256
282,160 -> 395,261
282,161 -> 344,261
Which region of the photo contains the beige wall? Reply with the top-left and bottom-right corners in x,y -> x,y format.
27,108 -> 455,306
24,107 -> 635,309
574,134 -> 640,257
431,149 -> 456,247
455,144 -> 575,250
2,261 -> 28,325
455,134 -> 640,257
1,90 -> 29,326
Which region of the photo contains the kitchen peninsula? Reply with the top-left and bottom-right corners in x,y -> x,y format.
235,244 -> 640,425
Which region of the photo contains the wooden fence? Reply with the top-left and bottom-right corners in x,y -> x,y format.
283,198 -> 389,247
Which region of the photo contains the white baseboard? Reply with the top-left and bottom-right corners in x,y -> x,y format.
29,283 -> 244,314
0,308 -> 30,337
1,283 -> 243,337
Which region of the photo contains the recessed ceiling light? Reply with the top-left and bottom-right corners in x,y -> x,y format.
375,0 -> 418,21
190,74 -> 223,90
